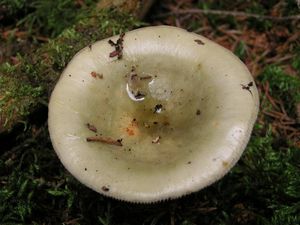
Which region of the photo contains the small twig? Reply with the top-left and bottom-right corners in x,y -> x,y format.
263,110 -> 295,123
273,123 -> 299,132
277,100 -> 288,117
263,82 -> 280,110
288,131 -> 300,140
248,50 -> 270,68
175,18 -> 181,27
86,136 -> 123,146
140,75 -> 152,80
155,8 -> 300,21
265,55 -> 294,64
192,26 -> 212,34
262,110 -> 281,119
281,121 -> 297,125
218,27 -> 241,41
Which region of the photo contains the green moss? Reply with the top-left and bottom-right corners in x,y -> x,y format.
1,0 -> 99,37
0,0 -> 27,16
259,65 -> 300,115
292,51 -> 300,72
234,41 -> 247,61
0,62 -> 18,74
0,74 -> 43,131
240,125 -> 300,200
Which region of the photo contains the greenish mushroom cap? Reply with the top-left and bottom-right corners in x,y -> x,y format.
48,26 -> 259,203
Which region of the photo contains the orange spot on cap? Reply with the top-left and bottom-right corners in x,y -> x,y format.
126,128 -> 135,136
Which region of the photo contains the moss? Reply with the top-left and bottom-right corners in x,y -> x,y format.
0,8 -> 141,132
231,125 -> 300,224
0,74 -> 43,132
1,0 -> 99,37
0,0 -> 27,16
259,65 -> 300,115
234,41 -> 247,61
292,51 -> 300,72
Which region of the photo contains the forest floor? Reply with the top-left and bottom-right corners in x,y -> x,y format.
0,0 -> 300,224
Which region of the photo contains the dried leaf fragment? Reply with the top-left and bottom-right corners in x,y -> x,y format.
108,32 -> 125,59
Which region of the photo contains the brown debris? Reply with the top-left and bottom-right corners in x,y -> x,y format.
109,50 -> 119,58
108,32 -> 125,59
194,39 -> 205,45
126,128 -> 135,136
86,136 -> 123,146
140,75 -> 152,80
101,186 -> 110,192
133,91 -> 146,99
90,71 -> 103,79
222,161 -> 229,167
241,81 -> 253,96
163,121 -> 170,126
129,67 -> 152,81
154,104 -> 163,113
196,109 -> 201,115
86,123 -> 97,133
125,119 -> 138,136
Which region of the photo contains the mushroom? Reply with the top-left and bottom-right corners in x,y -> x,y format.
48,26 -> 259,203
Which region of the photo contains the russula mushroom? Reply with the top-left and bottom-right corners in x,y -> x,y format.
48,26 -> 259,203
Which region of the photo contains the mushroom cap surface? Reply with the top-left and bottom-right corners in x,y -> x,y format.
48,26 -> 259,203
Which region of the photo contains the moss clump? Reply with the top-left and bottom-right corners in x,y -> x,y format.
0,74 -> 43,132
232,125 -> 300,224
259,65 -> 300,115
0,9 -> 141,132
